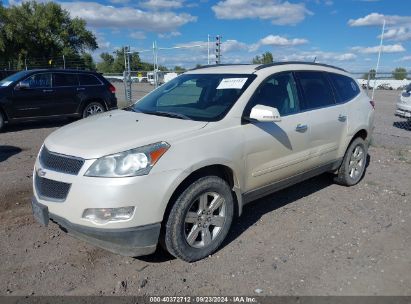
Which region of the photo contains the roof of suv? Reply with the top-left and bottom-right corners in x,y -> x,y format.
186,62 -> 348,75
22,69 -> 100,74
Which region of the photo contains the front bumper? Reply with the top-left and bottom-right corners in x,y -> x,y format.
32,196 -> 160,256
396,103 -> 411,119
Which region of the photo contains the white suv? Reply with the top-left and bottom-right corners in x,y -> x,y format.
32,63 -> 375,262
396,83 -> 411,121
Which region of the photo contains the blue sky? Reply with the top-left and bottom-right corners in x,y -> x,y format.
6,0 -> 411,72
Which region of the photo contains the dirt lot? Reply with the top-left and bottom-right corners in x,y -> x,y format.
0,88 -> 410,296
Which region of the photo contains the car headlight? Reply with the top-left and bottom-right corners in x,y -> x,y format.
85,141 -> 170,177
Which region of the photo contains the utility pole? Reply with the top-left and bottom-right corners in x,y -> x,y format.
63,55 -> 66,69
372,19 -> 386,100
215,35 -> 222,64
123,46 -> 132,104
207,34 -> 210,65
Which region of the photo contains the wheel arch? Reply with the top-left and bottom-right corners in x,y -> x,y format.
0,106 -> 8,122
78,98 -> 109,114
162,164 -> 243,228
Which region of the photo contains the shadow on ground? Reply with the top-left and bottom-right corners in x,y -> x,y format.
0,145 -> 23,162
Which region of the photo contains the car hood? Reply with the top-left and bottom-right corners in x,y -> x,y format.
44,110 -> 208,159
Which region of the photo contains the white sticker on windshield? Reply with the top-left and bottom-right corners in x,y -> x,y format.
217,78 -> 248,90
1,81 -> 12,87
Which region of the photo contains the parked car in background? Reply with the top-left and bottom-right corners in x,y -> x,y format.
0,69 -> 117,131
31,62 -> 374,262
396,83 -> 411,121
377,83 -> 393,90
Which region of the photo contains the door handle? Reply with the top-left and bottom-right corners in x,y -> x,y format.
76,87 -> 85,91
338,114 -> 347,122
42,89 -> 53,93
296,124 -> 308,133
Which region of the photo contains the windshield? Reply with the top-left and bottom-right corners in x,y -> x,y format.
0,70 -> 31,87
130,73 -> 256,122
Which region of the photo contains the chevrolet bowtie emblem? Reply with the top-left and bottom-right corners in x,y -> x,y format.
37,168 -> 47,177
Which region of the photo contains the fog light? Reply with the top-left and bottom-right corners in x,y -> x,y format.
82,207 -> 135,224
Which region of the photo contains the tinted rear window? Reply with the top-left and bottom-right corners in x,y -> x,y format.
328,73 -> 360,103
53,73 -> 78,87
296,71 -> 335,110
78,74 -> 101,86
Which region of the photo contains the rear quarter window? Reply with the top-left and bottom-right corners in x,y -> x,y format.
328,73 -> 360,103
53,73 -> 78,87
78,74 -> 102,86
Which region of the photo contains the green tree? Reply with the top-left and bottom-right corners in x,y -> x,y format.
81,53 -> 96,70
252,52 -> 274,64
392,67 -> 407,80
173,66 -> 186,72
362,69 -> 376,80
96,52 -> 114,73
0,1 -> 97,68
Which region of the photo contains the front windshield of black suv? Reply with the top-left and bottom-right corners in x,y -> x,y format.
130,73 -> 256,122
0,70 -> 31,87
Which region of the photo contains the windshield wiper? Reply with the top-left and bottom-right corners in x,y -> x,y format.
142,110 -> 192,120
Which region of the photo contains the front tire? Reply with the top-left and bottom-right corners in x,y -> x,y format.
334,137 -> 368,186
82,102 -> 105,118
165,176 -> 234,262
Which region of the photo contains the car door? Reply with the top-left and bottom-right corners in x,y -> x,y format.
242,72 -> 312,193
11,72 -> 53,118
294,71 -> 347,168
52,73 -> 79,115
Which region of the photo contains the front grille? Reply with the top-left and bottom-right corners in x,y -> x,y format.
35,174 -> 71,202
40,146 -> 84,175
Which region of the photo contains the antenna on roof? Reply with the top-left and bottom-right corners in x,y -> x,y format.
313,57 -> 317,63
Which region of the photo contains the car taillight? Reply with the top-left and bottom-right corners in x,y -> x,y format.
369,100 -> 375,109
108,84 -> 116,94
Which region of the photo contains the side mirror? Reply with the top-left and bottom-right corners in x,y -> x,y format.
249,104 -> 281,122
15,80 -> 30,90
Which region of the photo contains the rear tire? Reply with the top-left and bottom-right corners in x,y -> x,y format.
82,102 -> 105,118
165,176 -> 234,262
334,137 -> 368,186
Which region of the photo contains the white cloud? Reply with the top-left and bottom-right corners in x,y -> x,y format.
130,31 -> 146,40
221,40 -> 249,53
349,13 -> 411,42
212,0 -> 312,25
158,31 -> 182,39
398,55 -> 411,61
109,0 -> 130,4
249,35 -> 308,52
348,13 -> 411,27
280,51 -> 357,62
352,44 -> 406,54
60,1 -> 196,32
140,0 -> 184,10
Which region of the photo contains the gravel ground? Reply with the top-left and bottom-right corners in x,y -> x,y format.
0,88 -> 410,296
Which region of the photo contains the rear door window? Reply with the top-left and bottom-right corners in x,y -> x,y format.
78,74 -> 102,86
296,71 -> 335,110
328,73 -> 360,103
53,73 -> 78,87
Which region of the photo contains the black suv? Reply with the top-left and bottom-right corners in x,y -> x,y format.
0,69 -> 117,131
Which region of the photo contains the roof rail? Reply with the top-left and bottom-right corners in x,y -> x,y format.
255,61 -> 347,72
190,63 -> 253,71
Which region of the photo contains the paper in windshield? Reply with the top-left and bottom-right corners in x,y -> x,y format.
217,78 -> 248,90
